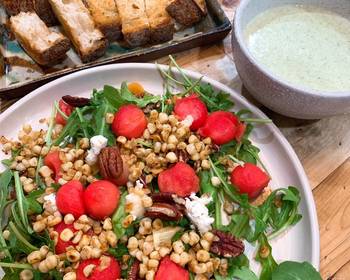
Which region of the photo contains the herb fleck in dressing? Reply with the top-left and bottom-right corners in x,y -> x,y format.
244,5 -> 350,92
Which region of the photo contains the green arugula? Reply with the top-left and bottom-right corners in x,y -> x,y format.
112,191 -> 128,239
271,261 -> 322,280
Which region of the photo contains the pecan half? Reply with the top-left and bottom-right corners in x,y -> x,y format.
210,230 -> 244,258
98,147 -> 123,180
145,202 -> 183,221
62,95 -> 91,107
150,192 -> 175,204
127,260 -> 140,280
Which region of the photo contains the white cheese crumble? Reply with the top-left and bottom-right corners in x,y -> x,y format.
181,115 -> 194,127
125,193 -> 145,220
185,193 -> 215,234
85,135 -> 108,165
43,193 -> 57,212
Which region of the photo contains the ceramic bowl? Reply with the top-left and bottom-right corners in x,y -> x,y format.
232,0 -> 350,119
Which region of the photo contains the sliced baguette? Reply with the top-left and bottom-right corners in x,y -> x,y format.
166,0 -> 203,26
49,0 -> 108,63
1,0 -> 34,16
1,0 -> 58,26
33,0 -> 58,26
115,0 -> 150,47
83,0 -> 121,41
10,12 -> 70,65
144,0 -> 175,43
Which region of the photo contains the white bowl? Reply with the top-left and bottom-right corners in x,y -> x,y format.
0,64 -> 319,272
232,0 -> 350,119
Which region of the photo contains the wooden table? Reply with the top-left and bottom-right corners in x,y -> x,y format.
1,1 -> 349,279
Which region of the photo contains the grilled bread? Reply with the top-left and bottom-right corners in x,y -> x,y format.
34,0 -> 58,26
1,0 -> 34,16
145,0 -> 175,43
193,0 -> 207,15
49,0 -> 107,63
1,0 -> 57,26
115,0 -> 150,47
166,0 -> 204,26
10,12 -> 70,65
83,0 -> 121,41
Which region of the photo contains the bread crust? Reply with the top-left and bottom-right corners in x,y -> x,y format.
33,0 -> 58,26
1,0 -> 34,15
166,0 -> 203,26
115,0 -> 150,47
10,12 -> 70,66
49,0 -> 107,63
1,0 -> 57,26
83,0 -> 121,41
145,0 -> 175,43
193,0 -> 207,15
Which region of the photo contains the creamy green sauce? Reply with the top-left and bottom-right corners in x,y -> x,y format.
244,5 -> 350,92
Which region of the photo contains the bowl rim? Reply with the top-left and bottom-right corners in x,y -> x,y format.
233,0 -> 350,98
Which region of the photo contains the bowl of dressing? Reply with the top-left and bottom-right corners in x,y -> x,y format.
232,0 -> 350,119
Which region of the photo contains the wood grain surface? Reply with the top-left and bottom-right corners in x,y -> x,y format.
0,1 -> 348,279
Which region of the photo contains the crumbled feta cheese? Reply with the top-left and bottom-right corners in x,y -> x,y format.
181,115 -> 194,127
185,193 -> 214,234
85,135 -> 108,165
125,193 -> 145,220
135,180 -> 144,189
43,193 -> 57,212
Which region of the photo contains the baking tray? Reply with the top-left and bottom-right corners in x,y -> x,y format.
0,0 -> 231,99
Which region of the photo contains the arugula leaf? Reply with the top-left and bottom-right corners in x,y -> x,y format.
120,82 -> 161,107
271,261 -> 321,280
108,243 -> 129,260
232,267 -> 259,280
26,189 -> 44,215
112,191 -> 127,239
215,256 -> 256,280
0,169 -> 13,260
98,83 -> 161,109
256,234 -> 277,280
198,83 -> 234,112
168,55 -> 234,112
13,172 -> 32,234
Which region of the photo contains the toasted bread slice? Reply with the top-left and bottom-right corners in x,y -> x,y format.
10,12 -> 70,65
115,0 -> 150,47
49,0 -> 108,63
1,0 -> 58,26
145,0 -> 175,43
166,0 -> 203,26
34,0 -> 58,26
83,0 -> 121,41
1,0 -> 34,16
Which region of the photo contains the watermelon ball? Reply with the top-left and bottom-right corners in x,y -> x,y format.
84,180 -> 120,220
155,256 -> 189,280
54,222 -> 77,254
112,104 -> 147,139
174,94 -> 208,131
56,180 -> 86,219
199,111 -> 243,145
158,162 -> 199,197
77,256 -> 121,280
230,163 -> 270,199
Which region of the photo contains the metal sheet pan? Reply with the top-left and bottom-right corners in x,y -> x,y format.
0,0 -> 231,98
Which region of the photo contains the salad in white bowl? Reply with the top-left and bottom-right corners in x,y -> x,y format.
0,58 -> 321,280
